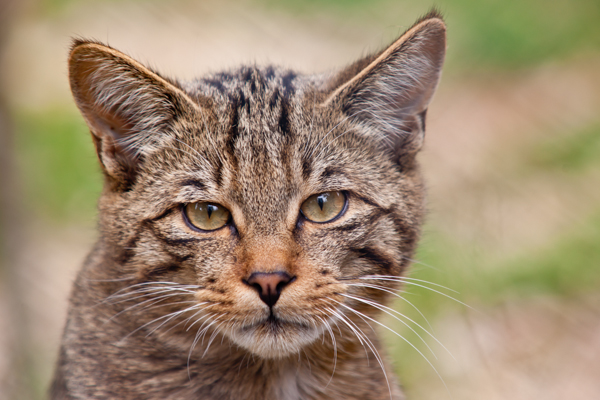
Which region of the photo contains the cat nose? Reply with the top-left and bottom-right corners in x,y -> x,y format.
244,272 -> 295,308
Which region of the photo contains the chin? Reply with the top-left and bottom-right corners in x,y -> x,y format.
228,316 -> 323,359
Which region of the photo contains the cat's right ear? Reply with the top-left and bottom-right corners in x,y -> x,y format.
68,40 -> 199,188
321,12 -> 446,167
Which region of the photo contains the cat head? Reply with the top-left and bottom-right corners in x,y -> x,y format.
68,12 -> 445,358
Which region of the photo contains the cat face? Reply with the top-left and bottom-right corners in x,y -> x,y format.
69,16 -> 445,359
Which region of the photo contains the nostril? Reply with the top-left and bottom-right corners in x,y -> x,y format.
251,282 -> 263,295
276,276 -> 296,293
244,272 -> 294,307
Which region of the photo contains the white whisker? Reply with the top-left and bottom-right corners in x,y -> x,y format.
325,304 -> 393,400
316,315 -> 337,388
361,275 -> 458,293
203,320 -> 225,357
401,255 -> 441,272
145,303 -> 209,337
341,293 -> 454,361
345,282 -> 435,332
358,276 -> 473,310
331,298 -> 450,396
106,293 -> 185,323
188,313 -> 219,379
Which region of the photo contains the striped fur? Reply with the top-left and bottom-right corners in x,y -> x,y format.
52,12 -> 446,400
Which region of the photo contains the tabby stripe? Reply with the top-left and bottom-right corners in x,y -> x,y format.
202,77 -> 226,93
355,194 -> 382,209
269,87 -> 280,109
238,90 -> 250,114
301,158 -> 313,180
142,219 -> 202,247
142,263 -> 182,278
319,165 -> 344,181
385,208 -> 418,241
354,198 -> 417,239
224,95 -> 240,169
278,97 -> 290,135
142,249 -> 194,279
180,179 -> 206,191
264,66 -> 275,80
115,226 -> 144,265
213,157 -> 223,188
329,220 -> 362,233
352,246 -> 397,272
150,207 -> 174,222
281,71 -> 297,94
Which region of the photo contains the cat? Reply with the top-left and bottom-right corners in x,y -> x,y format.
50,10 -> 446,400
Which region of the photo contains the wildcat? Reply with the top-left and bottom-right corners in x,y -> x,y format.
51,11 -> 446,400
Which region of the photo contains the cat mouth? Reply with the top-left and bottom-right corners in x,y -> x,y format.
228,310 -> 324,358
241,312 -> 310,333
264,313 -> 282,329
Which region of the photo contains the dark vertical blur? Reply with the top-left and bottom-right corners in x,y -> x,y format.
0,0 -> 35,398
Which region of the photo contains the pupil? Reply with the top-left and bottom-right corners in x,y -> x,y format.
207,204 -> 215,219
317,196 -> 324,210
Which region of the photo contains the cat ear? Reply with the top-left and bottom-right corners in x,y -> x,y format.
322,12 -> 446,166
68,40 -> 198,186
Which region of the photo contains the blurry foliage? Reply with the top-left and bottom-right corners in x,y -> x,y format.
260,0 -> 600,71
527,123 -> 600,173
415,209 -> 600,309
388,209 -> 600,390
34,0 -> 600,71
388,119 -> 600,384
37,0 -> 132,14
15,109 -> 102,223
447,0 -> 600,69
495,211 -> 600,298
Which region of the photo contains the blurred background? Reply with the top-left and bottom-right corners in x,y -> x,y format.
0,0 -> 599,399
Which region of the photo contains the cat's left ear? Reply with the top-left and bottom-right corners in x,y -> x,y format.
322,12 -> 446,166
68,40 -> 199,187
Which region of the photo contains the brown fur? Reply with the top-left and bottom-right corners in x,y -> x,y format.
51,11 -> 446,400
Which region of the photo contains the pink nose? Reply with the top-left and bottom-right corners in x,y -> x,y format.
244,272 -> 295,307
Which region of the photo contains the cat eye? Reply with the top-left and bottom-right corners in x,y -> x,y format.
300,191 -> 347,223
183,202 -> 231,231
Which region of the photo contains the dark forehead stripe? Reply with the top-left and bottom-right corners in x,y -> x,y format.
191,66 -> 305,206
281,71 -> 297,94
213,66 -> 299,149
201,66 -> 297,101
278,96 -> 291,136
202,76 -> 226,93
223,91 -> 242,169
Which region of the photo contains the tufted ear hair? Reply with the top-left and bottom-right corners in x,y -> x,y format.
322,11 -> 446,167
68,40 -> 199,188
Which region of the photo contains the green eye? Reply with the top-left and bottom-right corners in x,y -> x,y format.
184,202 -> 231,231
300,191 -> 346,223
